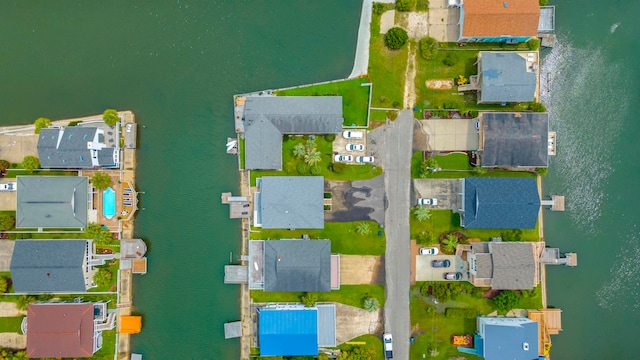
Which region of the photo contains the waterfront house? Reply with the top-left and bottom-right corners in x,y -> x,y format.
470,52 -> 538,104
10,239 -> 106,293
254,176 -> 324,229
457,316 -> 539,359
24,302 -> 115,358
16,176 -> 89,229
38,126 -> 119,168
258,304 -> 336,356
264,239 -> 331,292
477,112 -> 551,168
466,241 -> 539,290
457,0 -> 540,43
459,177 -> 540,229
242,96 -> 343,170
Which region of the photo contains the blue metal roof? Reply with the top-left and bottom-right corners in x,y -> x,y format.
463,178 -> 540,229
259,308 -> 318,356
479,317 -> 538,359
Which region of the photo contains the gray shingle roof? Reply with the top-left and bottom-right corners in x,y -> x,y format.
16,176 -> 88,228
260,176 -> 324,229
490,242 -> 536,290
474,253 -> 494,279
10,240 -> 88,293
480,317 -> 539,359
37,127 -> 117,168
243,96 -> 343,170
264,240 -> 331,292
463,178 -> 540,229
479,52 -> 536,103
480,112 -> 549,167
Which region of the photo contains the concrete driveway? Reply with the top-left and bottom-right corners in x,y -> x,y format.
413,179 -> 463,212
417,119 -> 479,151
325,176 -> 385,224
335,303 -> 382,344
0,191 -> 16,211
415,255 -> 468,281
428,0 -> 461,42
0,241 -> 15,271
0,134 -> 39,164
333,131 -> 367,164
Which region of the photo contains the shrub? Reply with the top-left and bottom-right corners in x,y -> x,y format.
443,51 -> 459,66
416,0 -> 430,11
283,134 -> 291,142
324,192 -> 333,199
416,231 -> 433,244
373,2 -> 385,15
34,117 -> 51,134
536,167 -> 548,176
445,308 -> 478,319
494,290 -> 519,312
385,27 -> 409,50
526,38 -> 540,50
355,222 -> 371,235
309,164 -> 320,175
91,172 -> 112,190
500,229 -> 523,241
539,0 -> 549,4
386,110 -> 398,120
396,0 -> 415,11
364,297 -> 380,312
324,133 -> 336,142
456,75 -> 468,86
332,162 -> 346,173
84,223 -> 115,245
68,121 -> 80,127
528,102 -> 547,112
413,206 -> 432,222
103,109 -> 119,126
0,214 -> 15,231
0,160 -> 9,172
296,162 -> 310,175
420,37 -> 439,60
301,292 -> 318,307
21,156 -> 40,173
392,100 -> 401,108
93,268 -> 112,288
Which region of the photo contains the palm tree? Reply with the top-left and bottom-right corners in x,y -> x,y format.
293,143 -> 306,158
355,222 -> 371,235
442,234 -> 459,253
304,138 -> 316,153
364,297 -> 379,312
413,206 -> 432,222
304,150 -> 321,166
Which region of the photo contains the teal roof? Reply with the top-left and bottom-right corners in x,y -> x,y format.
478,317 -> 538,359
259,308 -> 318,356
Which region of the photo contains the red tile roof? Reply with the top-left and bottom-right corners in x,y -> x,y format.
462,0 -> 540,37
27,303 -> 95,358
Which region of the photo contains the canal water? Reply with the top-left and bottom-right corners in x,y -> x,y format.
2,0 -> 639,358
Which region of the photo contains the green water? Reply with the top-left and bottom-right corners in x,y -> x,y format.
0,1 -> 360,358
3,0 -> 640,358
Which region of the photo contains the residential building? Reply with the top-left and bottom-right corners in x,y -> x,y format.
460,177 -> 540,229
16,176 -> 89,229
242,96 -> 343,170
258,304 -> 336,357
475,52 -> 538,104
466,241 -> 539,290
477,112 -> 551,168
38,127 -> 119,168
458,0 -> 540,43
10,239 -> 111,293
254,176 -> 324,229
264,239 -> 331,292
24,302 -> 115,358
458,317 -> 539,359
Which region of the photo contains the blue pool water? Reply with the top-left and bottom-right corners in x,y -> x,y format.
103,187 -> 116,219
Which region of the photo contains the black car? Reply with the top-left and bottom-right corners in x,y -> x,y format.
431,259 -> 451,268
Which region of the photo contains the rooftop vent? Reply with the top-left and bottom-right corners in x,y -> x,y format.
503,1 -> 508,7
523,342 -> 529,351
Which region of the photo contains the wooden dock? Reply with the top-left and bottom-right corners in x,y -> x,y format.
541,195 -> 565,211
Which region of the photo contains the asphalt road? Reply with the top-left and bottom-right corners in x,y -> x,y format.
382,111 -> 414,359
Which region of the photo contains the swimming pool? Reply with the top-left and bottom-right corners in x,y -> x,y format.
103,187 -> 116,219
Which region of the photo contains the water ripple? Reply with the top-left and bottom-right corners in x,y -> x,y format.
596,227 -> 640,312
540,38 -> 629,235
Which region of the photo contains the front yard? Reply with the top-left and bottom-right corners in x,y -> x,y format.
276,77 -> 371,127
411,152 -> 537,179
250,220 -> 385,256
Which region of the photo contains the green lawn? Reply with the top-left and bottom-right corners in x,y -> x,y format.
369,4 -> 409,108
0,316 -> 24,333
337,334 -> 384,360
91,329 -> 116,360
250,136 -> 382,185
413,49 -> 528,112
89,260 -> 120,293
5,170 -> 76,178
410,209 -> 539,242
276,77 -> 371,127
238,136 -> 245,170
411,151 -> 536,179
250,220 -> 385,256
251,284 -> 385,309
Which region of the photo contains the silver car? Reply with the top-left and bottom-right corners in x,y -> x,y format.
334,154 -> 353,163
346,143 -> 364,152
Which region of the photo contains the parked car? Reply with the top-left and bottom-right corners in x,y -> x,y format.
419,247 -> 439,255
355,156 -> 374,163
334,154 -> 353,163
346,143 -> 364,152
443,272 -> 462,280
0,182 -> 17,192
342,130 -> 363,139
417,198 -> 438,206
431,259 -> 451,268
383,333 -> 393,359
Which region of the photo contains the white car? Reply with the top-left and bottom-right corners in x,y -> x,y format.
346,143 -> 364,152
355,156 -> 374,163
342,130 -> 363,139
0,182 -> 17,192
383,333 -> 393,358
417,198 -> 438,206
419,247 -> 439,255
334,154 -> 353,163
